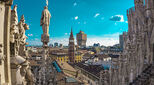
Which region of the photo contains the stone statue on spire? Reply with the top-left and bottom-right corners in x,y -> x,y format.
40,2 -> 51,35
37,1 -> 54,85
40,0 -> 51,46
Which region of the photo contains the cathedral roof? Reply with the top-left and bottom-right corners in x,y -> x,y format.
75,63 -> 104,78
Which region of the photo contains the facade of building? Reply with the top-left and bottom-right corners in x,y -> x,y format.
76,31 -> 87,48
0,1 -> 34,85
56,55 -> 69,62
119,34 -> 124,51
106,0 -> 154,85
49,49 -> 82,63
56,54 -> 82,63
68,29 -> 75,63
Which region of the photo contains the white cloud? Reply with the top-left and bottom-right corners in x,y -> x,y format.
110,15 -> 124,22
64,33 -> 68,35
50,37 -> 69,46
86,33 -> 120,46
94,13 -> 100,18
28,34 -> 33,37
74,16 -> 79,20
34,38 -> 39,40
27,39 -> 42,46
73,2 -> 77,6
116,15 -> 124,22
103,32 -> 120,37
125,21 -> 128,23
87,37 -> 119,46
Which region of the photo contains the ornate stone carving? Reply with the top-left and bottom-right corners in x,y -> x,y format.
10,5 -> 34,85
10,5 -> 18,43
10,5 -> 19,56
18,15 -> 29,56
18,15 -> 29,45
109,1 -> 154,85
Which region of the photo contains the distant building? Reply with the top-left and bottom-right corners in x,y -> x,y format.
119,34 -> 124,50
93,43 -> 100,47
52,52 -> 82,63
49,43 -> 53,47
68,29 -> 75,63
54,53 -> 69,62
76,30 -> 87,48
59,44 -> 63,48
49,48 -> 82,63
31,47 -> 38,53
54,42 -> 58,47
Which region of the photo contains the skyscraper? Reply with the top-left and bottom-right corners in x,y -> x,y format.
76,30 -> 87,48
119,34 -> 124,51
68,29 -> 75,63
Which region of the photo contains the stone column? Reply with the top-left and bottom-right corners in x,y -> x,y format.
0,2 -> 5,85
3,1 -> 13,85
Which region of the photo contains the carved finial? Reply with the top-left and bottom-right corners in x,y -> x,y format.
46,0 -> 48,7
13,5 -> 17,11
20,15 -> 25,23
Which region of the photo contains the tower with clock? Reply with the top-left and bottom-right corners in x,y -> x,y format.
68,28 -> 75,63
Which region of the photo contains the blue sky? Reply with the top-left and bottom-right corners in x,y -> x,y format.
12,0 -> 134,46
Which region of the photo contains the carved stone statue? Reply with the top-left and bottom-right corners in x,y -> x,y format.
10,5 -> 18,43
40,6 -> 51,35
129,69 -> 133,83
10,5 -> 34,85
19,15 -> 29,45
41,6 -> 51,47
18,15 -> 29,56
10,5 -> 19,56
20,61 -> 35,85
25,66 -> 35,85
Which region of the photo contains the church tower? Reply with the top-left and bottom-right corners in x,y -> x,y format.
68,28 -> 75,63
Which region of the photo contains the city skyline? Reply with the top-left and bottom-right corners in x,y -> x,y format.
1,0 -> 154,85
13,0 -> 134,46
